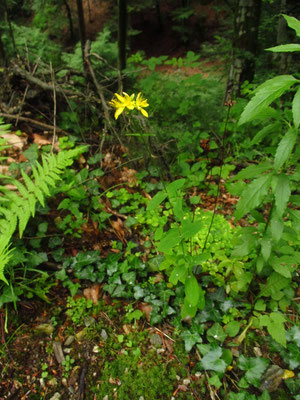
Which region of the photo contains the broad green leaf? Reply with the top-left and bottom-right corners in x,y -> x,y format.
239,75 -> 299,125
208,374 -> 222,388
199,347 -> 227,373
181,297 -> 198,319
232,161 -> 272,181
225,321 -> 240,337
166,178 -> 185,197
260,237 -> 272,262
238,355 -> 270,386
250,123 -> 280,146
157,228 -> 181,253
185,274 -> 200,306
292,86 -> 300,128
180,329 -> 203,352
289,209 -> 300,233
259,272 -> 290,298
282,14 -> 300,37
235,174 -> 272,220
274,128 -> 298,171
173,197 -> 184,220
266,44 -> 300,52
181,220 -> 202,239
286,326 -> 300,346
269,256 -> 292,278
147,191 -> 167,211
207,323 -> 227,343
274,174 -> 291,217
270,216 -> 284,242
169,261 -> 188,285
260,312 -> 287,347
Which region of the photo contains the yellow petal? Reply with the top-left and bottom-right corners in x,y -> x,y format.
282,370 -> 295,380
140,108 -> 148,118
115,93 -> 125,102
115,107 -> 125,119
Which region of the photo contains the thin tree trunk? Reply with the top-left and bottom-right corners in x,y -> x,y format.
4,0 -> 16,55
62,0 -> 74,41
155,0 -> 163,32
275,0 -> 290,73
118,0 -> 127,72
0,29 -> 7,66
226,0 -> 261,99
76,0 -> 87,71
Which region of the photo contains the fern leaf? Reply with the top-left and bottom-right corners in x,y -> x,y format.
21,170 -> 45,206
0,240 -> 13,284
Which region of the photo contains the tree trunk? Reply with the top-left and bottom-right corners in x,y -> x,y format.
275,0 -> 290,74
118,0 -> 127,72
226,0 -> 262,99
155,0 -> 163,32
4,0 -> 16,55
76,0 -> 87,71
0,29 -> 6,66
62,0 -> 74,41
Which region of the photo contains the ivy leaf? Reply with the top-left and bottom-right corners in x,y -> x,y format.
147,191 -> 167,211
199,347 -> 227,373
274,128 -> 298,171
180,329 -> 203,352
235,174 -> 272,220
274,174 -> 291,217
207,323 -> 227,343
238,355 -> 270,387
225,321 -> 241,337
239,75 -> 299,125
292,86 -> 300,128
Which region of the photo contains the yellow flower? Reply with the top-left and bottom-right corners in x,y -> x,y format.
109,92 -> 135,120
135,92 -> 149,117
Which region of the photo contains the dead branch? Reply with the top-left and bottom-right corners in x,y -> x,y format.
0,112 -> 68,134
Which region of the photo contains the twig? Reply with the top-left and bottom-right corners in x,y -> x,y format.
153,326 -> 176,342
0,113 -> 68,134
50,62 -> 57,152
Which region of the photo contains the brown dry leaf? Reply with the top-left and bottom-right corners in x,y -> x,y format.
177,385 -> 188,392
120,167 -> 138,185
111,218 -> 125,240
32,133 -> 52,147
1,133 -> 27,150
83,283 -> 100,304
122,324 -> 132,335
0,165 -> 9,174
139,303 -> 153,322
154,273 -> 165,283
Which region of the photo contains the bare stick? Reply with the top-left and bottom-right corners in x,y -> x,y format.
0,113 -> 68,134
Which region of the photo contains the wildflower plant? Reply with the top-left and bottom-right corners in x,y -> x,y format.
109,92 -> 149,119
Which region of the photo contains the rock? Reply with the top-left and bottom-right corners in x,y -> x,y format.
253,346 -> 262,357
53,342 -> 65,364
84,316 -> 95,327
150,333 -> 162,347
93,345 -> 100,353
259,365 -> 285,392
103,396 -> 109,400
75,328 -> 87,341
48,378 -> 57,387
35,323 -> 54,335
64,335 -> 75,346
101,329 -> 108,341
49,393 -> 61,400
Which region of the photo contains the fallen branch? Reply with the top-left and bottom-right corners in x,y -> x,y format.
0,112 -> 68,134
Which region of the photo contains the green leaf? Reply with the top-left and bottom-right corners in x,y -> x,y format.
232,162 -> 272,181
181,220 -> 202,239
238,355 -> 270,386
270,216 -> 284,242
166,178 -> 185,197
225,321 -> 241,337
199,347 -> 227,373
260,237 -> 272,262
208,374 -> 222,388
259,312 -> 287,347
157,228 -> 181,253
173,197 -> 184,220
250,123 -> 280,146
274,174 -> 291,217
169,261 -> 188,285
207,323 -> 227,343
147,191 -> 167,211
292,86 -> 300,128
185,274 -> 200,306
181,298 -> 198,319
239,75 -> 299,125
282,14 -> 300,37
259,272 -> 290,298
274,128 -> 298,171
235,174 -> 272,220
266,44 -> 300,52
180,329 -> 203,352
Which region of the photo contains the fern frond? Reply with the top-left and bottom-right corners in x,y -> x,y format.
0,240 -> 12,285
